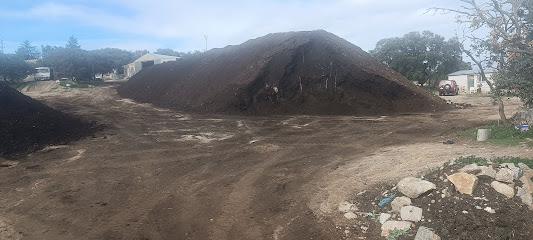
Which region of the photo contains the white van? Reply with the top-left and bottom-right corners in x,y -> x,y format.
34,67 -> 52,81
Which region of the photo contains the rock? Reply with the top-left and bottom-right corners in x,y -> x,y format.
379,213 -> 391,224
401,206 -> 423,222
495,168 -> 515,183
525,169 -> 533,178
381,221 -> 411,236
447,173 -> 479,195
519,176 -> 533,194
414,226 -> 441,240
391,196 -> 412,213
441,188 -> 450,198
338,201 -> 356,213
491,181 -> 515,198
509,166 -> 523,180
484,207 -> 496,214
477,166 -> 497,179
397,177 -> 436,198
501,163 -> 516,168
518,163 -> 532,173
516,186 -> 533,208
460,164 -> 481,174
344,212 -> 357,219
519,164 -> 533,179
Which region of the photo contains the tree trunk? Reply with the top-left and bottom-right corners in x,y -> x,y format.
462,47 -> 510,127
483,76 -> 510,127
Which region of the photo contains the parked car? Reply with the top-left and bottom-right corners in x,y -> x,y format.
438,80 -> 459,96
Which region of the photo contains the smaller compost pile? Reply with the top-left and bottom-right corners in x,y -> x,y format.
0,82 -> 98,157
118,30 -> 447,115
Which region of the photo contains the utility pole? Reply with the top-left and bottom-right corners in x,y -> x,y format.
204,35 -> 208,52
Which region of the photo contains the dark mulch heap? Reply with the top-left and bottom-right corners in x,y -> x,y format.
118,30 -> 448,116
347,163 -> 533,240
0,82 -> 100,157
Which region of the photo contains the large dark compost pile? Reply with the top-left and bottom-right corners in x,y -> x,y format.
118,30 -> 447,115
0,82 -> 98,157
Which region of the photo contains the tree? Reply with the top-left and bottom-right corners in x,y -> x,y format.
43,47 -> 92,81
41,44 -> 58,58
132,49 -> 149,60
370,31 -> 471,86
0,54 -> 33,83
433,0 -> 533,127
154,48 -> 202,58
90,48 -> 134,74
155,48 -> 182,57
66,35 -> 81,49
15,40 -> 39,60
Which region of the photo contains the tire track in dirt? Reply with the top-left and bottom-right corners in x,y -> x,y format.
210,147 -> 291,239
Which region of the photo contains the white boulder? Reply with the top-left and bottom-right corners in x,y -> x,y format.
397,177 -> 436,198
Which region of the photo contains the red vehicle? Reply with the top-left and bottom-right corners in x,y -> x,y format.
438,80 -> 459,96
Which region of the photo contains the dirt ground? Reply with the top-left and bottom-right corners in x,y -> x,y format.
0,83 -> 530,240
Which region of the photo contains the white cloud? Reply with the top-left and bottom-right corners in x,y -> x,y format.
3,0 -> 466,51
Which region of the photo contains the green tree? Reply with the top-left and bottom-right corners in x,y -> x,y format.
15,40 -> 39,60
66,35 -> 81,49
43,47 -> 92,81
370,31 -> 471,86
155,48 -> 182,57
132,49 -> 149,60
154,48 -> 202,58
41,44 -> 58,58
0,54 -> 33,83
90,48 -> 134,74
434,0 -> 533,127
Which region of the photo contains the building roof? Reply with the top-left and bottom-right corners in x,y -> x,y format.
447,68 -> 497,76
134,53 -> 178,62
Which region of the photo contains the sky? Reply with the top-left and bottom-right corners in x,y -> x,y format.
0,0 -> 465,54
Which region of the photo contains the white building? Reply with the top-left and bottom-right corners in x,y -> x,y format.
124,53 -> 178,78
447,69 -> 496,94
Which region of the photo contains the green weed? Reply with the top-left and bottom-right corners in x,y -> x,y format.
365,212 -> 380,222
491,156 -> 533,168
456,155 -> 533,168
385,228 -> 408,240
456,155 -> 488,165
459,122 -> 533,146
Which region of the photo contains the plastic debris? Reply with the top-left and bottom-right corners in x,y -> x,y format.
443,140 -> 454,144
378,194 -> 396,206
515,125 -> 530,131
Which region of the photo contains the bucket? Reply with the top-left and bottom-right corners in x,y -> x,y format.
477,129 -> 492,141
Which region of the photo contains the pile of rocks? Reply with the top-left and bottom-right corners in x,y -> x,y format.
338,161 -> 533,239
378,177 -> 440,239
448,162 -> 533,208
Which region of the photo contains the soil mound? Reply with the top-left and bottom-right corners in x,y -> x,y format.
0,82 -> 99,157
118,30 -> 447,115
